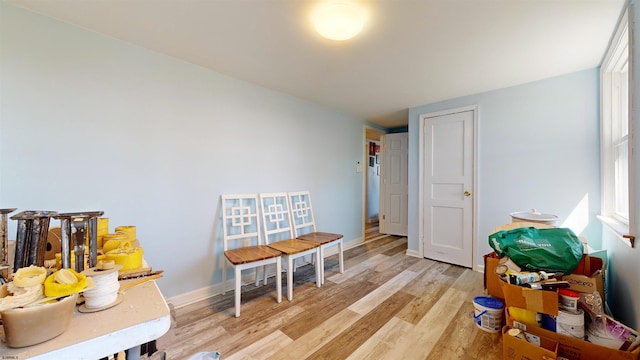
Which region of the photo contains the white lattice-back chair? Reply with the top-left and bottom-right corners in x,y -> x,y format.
259,192 -> 320,301
287,190 -> 344,285
220,194 -> 282,317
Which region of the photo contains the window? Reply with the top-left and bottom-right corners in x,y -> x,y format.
600,8 -> 634,244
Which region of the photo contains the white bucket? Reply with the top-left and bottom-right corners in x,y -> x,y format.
510,209 -> 558,226
473,296 -> 504,333
557,309 -> 585,339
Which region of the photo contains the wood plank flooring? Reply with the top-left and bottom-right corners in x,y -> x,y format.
157,223 -> 503,359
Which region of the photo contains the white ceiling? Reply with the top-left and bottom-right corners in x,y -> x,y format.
7,0 -> 626,128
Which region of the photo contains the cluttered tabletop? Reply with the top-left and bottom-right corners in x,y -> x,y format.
0,210 -> 170,359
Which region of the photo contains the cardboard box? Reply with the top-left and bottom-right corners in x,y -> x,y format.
501,280 -> 560,316
484,252 -> 505,300
484,252 -> 604,300
503,325 -> 558,360
505,308 -> 640,360
497,254 -> 606,317
561,255 -> 605,298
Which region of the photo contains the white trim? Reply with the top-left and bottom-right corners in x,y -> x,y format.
405,249 -> 420,258
629,4 -> 636,238
166,282 -> 218,309
600,6 -> 635,243
418,105 -> 478,270
362,125 -> 386,240
598,215 -> 633,247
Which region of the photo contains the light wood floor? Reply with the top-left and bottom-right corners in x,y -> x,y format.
157,222 -> 503,359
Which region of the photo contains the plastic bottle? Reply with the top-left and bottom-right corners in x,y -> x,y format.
509,271 -> 553,285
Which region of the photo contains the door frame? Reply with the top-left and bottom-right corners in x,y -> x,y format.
362,125 -> 386,240
418,105 -> 479,270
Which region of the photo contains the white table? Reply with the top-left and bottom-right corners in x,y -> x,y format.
0,280 -> 170,359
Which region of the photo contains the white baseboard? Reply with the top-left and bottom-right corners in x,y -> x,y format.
405,249 -> 420,258
166,283 -> 219,309
167,236 -> 365,309
403,250 -> 486,273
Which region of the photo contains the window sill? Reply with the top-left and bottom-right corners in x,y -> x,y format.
597,215 -> 635,248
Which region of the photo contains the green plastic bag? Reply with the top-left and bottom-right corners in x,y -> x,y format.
488,227 -> 584,274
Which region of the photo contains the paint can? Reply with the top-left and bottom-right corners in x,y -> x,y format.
541,313 -> 557,332
473,296 -> 504,333
558,288 -> 580,312
556,308 -> 585,339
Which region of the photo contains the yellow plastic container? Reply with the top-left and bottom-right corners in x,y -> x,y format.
101,232 -> 129,253
54,252 -> 105,270
97,217 -> 109,248
56,251 -> 75,270
44,269 -> 87,298
76,217 -> 110,247
105,241 -> 143,271
508,306 -> 541,327
114,225 -> 136,242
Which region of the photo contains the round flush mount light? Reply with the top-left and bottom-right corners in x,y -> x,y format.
312,2 -> 366,41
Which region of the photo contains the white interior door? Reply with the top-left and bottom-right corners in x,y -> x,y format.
380,133 -> 408,236
421,108 -> 475,268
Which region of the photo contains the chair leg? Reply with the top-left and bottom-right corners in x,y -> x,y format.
275,257 -> 282,303
315,249 -> 321,288
287,255 -> 294,301
234,266 -> 241,317
338,238 -> 344,274
254,267 -> 259,286
261,265 -> 267,286
319,246 -> 325,285
221,261 -> 227,295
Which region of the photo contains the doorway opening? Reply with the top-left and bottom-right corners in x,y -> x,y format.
364,126 -> 385,240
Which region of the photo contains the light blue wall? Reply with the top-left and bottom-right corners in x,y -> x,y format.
601,1 -> 640,329
0,3 -> 366,298
408,69 -> 601,269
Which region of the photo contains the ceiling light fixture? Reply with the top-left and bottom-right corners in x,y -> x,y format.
312,2 -> 366,41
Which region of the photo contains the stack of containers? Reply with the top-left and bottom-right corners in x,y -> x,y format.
103,225 -> 143,271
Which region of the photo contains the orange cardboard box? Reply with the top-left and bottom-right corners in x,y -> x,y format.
487,252 -> 605,316
505,308 -> 640,360
503,325 -> 558,360
561,255 -> 605,299
483,252 -> 505,300
500,279 -> 560,316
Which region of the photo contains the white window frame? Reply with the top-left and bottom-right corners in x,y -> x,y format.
599,7 -> 635,247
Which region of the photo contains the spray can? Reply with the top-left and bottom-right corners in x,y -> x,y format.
509,271 -> 553,285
